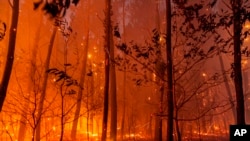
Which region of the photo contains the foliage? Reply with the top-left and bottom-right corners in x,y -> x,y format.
54,18 -> 73,38
34,0 -> 80,17
0,20 -> 6,41
176,0 -> 250,57
115,28 -> 166,86
113,1 -> 234,123
47,67 -> 80,94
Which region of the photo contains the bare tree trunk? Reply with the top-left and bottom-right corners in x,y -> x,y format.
101,0 -> 111,140
89,63 -> 94,141
59,83 -> 65,141
154,0 -> 163,140
0,0 -> 19,111
232,0 -> 245,125
110,17 -> 117,141
166,0 -> 174,140
121,71 -> 126,141
120,0 -> 126,140
71,1 -> 90,139
35,26 -> 57,141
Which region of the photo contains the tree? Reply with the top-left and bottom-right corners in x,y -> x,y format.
166,0 -> 174,140
0,0 -> 19,112
0,20 -> 6,41
33,1 -> 80,140
231,0 -> 245,125
120,0 -> 127,140
110,9 -> 118,141
101,0 -> 111,140
113,1 -> 237,140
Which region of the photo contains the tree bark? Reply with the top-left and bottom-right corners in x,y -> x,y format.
232,0 -> 245,125
101,0 -> 111,140
154,0 -> 163,140
166,0 -> 174,140
109,16 -> 117,141
120,0 -> 126,140
0,0 -> 19,112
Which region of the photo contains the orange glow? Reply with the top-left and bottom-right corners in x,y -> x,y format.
148,96 -> 151,100
0,0 -> 236,140
245,24 -> 250,29
88,54 -> 92,59
52,126 -> 56,131
202,72 -> 206,77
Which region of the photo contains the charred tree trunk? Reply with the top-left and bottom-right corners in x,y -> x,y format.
90,70 -> 94,139
101,0 -> 111,140
154,0 -> 163,140
0,0 -> 19,111
35,26 -> 57,141
120,0 -> 126,140
232,0 -> 245,125
110,27 -> 117,141
166,0 -> 174,140
59,82 -> 65,141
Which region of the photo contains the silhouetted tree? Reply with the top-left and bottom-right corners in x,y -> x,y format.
231,0 -> 245,125
0,0 -> 19,112
166,0 -> 174,140
101,0 -> 112,140
33,1 -> 80,140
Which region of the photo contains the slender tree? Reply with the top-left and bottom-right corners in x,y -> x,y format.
231,0 -> 245,125
120,0 -> 126,140
154,0 -> 164,140
101,0 -> 111,140
110,9 -> 118,141
33,1 -> 80,140
0,0 -> 19,111
166,0 -> 174,140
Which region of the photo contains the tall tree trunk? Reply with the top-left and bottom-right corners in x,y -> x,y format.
35,26 -> 57,141
89,63 -> 94,140
71,0 -> 90,139
154,0 -> 163,140
232,0 -> 245,125
59,83 -> 65,141
101,0 -> 111,140
166,0 -> 174,140
110,16 -> 117,141
18,13 -> 42,141
121,67 -> 126,141
0,0 -> 19,111
120,0 -> 126,140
